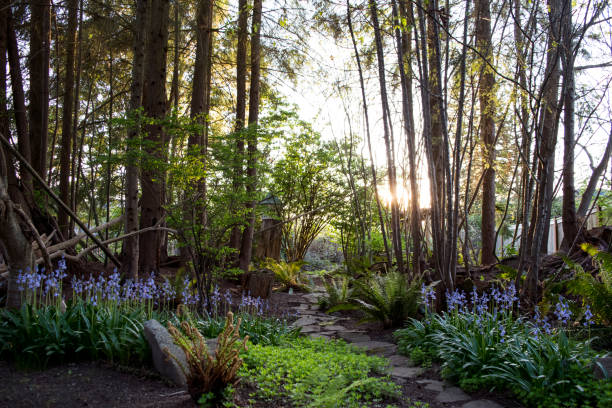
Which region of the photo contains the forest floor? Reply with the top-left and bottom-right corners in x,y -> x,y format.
0,280 -> 524,408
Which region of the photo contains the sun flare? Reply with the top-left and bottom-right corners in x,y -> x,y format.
377,182 -> 431,210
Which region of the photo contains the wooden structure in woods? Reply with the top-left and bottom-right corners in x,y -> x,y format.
241,194 -> 282,299
253,194 -> 282,261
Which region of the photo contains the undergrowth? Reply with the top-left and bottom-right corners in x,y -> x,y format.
239,337 -> 401,407
394,285 -> 612,408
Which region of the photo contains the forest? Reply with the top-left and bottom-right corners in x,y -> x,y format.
1,0 -> 612,407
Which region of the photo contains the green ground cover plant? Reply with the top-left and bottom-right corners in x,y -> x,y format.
239,337 -> 401,407
394,284 -> 612,408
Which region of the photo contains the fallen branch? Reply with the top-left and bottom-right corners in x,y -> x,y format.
0,133 -> 122,268
45,215 -> 124,254
37,224 -> 177,265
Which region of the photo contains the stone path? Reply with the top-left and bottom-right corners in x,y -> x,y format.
290,290 -> 507,408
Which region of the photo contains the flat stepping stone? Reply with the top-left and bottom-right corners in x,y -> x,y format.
292,316 -> 319,327
300,325 -> 321,333
462,400 -> 504,408
298,310 -> 318,315
337,331 -> 371,343
318,325 -> 345,332
302,294 -> 322,303
416,379 -> 445,392
436,387 -> 471,403
296,304 -> 310,310
351,341 -> 397,357
388,354 -> 414,367
391,366 -> 424,379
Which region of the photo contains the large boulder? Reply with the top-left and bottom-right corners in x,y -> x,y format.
143,319 -> 188,387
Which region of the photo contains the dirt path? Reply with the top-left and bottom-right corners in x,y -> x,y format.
0,361 -> 193,408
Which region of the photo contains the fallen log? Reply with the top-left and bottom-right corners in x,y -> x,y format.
0,133 -> 122,268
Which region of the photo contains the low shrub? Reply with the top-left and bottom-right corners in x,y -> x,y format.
317,275 -> 352,311
329,271 -> 421,328
239,337 -> 400,407
167,312 -> 248,404
265,259 -> 310,292
190,313 -> 300,346
394,284 -> 611,408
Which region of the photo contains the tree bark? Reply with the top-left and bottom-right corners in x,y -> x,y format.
229,0 -> 249,251
7,9 -> 33,199
239,0 -> 263,273
475,0 -> 497,265
368,0 -> 404,273
524,0 -> 563,299
346,0 -> 391,265
139,0 -> 170,275
124,0 -> 147,279
560,0 -> 578,250
189,0 -> 215,218
28,0 -> 51,180
396,0 -> 421,277
58,0 -> 79,238
0,143 -> 32,309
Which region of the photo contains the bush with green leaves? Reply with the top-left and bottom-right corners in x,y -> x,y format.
186,313 -> 300,346
394,285 -> 611,408
265,259 -> 310,292
329,271 -> 421,328
317,275 -> 352,312
563,243 -> 612,325
0,300 -> 151,368
239,337 -> 401,407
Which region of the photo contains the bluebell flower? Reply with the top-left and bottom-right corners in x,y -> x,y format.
554,297 -> 572,325
583,305 -> 594,326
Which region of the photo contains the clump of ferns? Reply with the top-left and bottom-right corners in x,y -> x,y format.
166,312 -> 248,402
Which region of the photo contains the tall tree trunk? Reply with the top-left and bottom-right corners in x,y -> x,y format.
475,0 -> 497,265
560,0 -> 578,250
69,0 -> 84,234
188,0 -> 215,239
524,0 -> 563,299
368,0 -> 404,273
239,0 -> 263,273
427,0 -> 445,225
105,53 -> 114,267
346,0 -> 391,265
28,0 -> 51,180
7,9 -> 33,198
229,0 -> 249,251
124,0 -> 147,279
139,0 -> 170,275
0,145 -> 32,309
396,0 -> 421,277
58,0 -> 78,238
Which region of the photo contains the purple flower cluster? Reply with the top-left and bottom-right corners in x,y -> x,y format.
554,296 -> 573,325
421,283 -> 436,310
583,305 -> 594,326
16,263 -> 68,301
16,258 -> 274,319
238,291 -> 269,316
531,306 -> 552,339
445,283 -> 518,315
17,260 -> 195,309
446,289 -> 467,312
